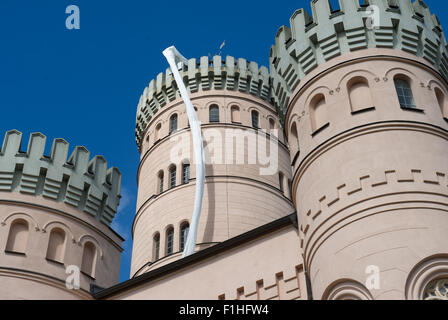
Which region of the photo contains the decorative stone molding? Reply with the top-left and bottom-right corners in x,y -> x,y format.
424,278 -> 448,300
135,56 -> 271,149
322,279 -> 373,300
0,130 -> 121,226
270,0 -> 448,116
299,168 -> 448,236
405,254 -> 448,300
219,265 -> 303,300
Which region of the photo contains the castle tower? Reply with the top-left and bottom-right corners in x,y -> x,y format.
0,130 -> 123,299
132,56 -> 295,277
271,0 -> 448,300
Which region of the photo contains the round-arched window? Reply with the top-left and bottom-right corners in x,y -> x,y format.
424,279 -> 448,300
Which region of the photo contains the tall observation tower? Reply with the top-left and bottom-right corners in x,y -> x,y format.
271,0 -> 448,299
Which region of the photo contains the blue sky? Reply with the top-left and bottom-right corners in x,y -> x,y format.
0,0 -> 445,283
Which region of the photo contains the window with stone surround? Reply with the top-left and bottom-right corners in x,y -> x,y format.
182,163 -> 190,184
153,233 -> 160,261
46,228 -> 66,263
169,165 -> 177,189
394,77 -> 416,109
348,77 -> 373,113
251,110 -> 259,129
209,105 -> 220,123
180,222 -> 189,251
5,219 -> 29,254
81,241 -> 96,278
424,279 -> 448,300
310,93 -> 328,133
166,227 -> 174,255
231,106 -> 241,123
169,114 -> 178,134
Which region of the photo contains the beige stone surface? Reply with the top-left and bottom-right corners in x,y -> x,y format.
287,48 -> 448,300
132,91 -> 294,276
0,192 -> 122,298
111,225 -> 305,300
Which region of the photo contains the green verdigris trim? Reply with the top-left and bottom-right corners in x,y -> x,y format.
270,0 -> 448,116
0,130 -> 122,226
135,56 -> 271,149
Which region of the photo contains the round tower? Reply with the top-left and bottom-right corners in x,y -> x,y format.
0,130 -> 123,300
132,55 -> 295,277
271,0 -> 448,300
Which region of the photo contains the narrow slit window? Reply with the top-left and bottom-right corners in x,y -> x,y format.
182,163 -> 190,184
153,233 -> 160,261
169,166 -> 177,189
170,114 -> 178,134
180,223 -> 190,251
166,228 -> 174,255
158,171 -> 164,194
251,110 -> 259,129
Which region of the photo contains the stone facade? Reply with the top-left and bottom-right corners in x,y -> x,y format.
1,0 -> 448,301
0,131 -> 123,299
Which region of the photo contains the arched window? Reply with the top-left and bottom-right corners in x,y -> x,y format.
153,233 -> 160,261
310,94 -> 328,132
155,123 -> 162,142
279,172 -> 284,194
209,105 -> 220,123
394,77 -> 416,109
269,118 -> 276,130
251,110 -> 259,129
323,280 -> 373,300
166,227 -> 174,255
81,241 -> 97,278
169,114 -> 178,134
182,163 -> 190,184
5,219 -> 29,254
423,278 -> 448,300
231,106 -> 241,123
169,165 -> 177,189
348,77 -> 373,113
46,228 -> 66,263
158,171 -> 164,194
180,222 -> 190,251
435,87 -> 447,118
290,122 -> 299,154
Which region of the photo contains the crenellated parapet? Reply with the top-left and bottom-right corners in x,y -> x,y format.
270,0 -> 448,117
135,55 -> 271,149
0,130 -> 121,226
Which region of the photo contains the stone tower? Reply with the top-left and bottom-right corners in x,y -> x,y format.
270,0 -> 448,299
132,56 -> 295,277
0,130 -> 123,299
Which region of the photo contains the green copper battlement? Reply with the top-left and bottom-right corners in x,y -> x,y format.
270,0 -> 448,117
0,130 -> 122,226
135,55 -> 271,149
